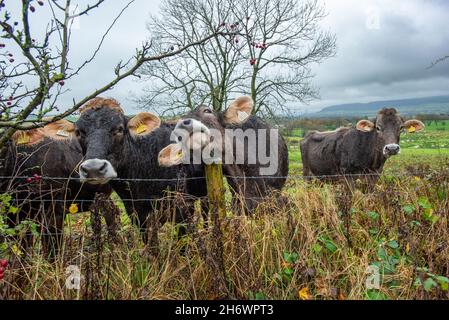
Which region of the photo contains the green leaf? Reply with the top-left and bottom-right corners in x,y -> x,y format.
284,268 -> 294,276
423,278 -> 438,292
312,243 -> 322,254
387,240 -> 399,249
318,236 -> 338,253
8,206 -> 18,214
402,205 -> 415,215
366,290 -> 388,300
418,197 -> 432,209
377,247 -> 388,261
436,276 -> 449,291
283,252 -> 299,263
255,292 -> 266,300
368,211 -> 379,220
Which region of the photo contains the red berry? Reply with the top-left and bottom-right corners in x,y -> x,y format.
38,1 -> 44,6
30,6 -> 36,12
246,16 -> 250,20
0,266 -> 4,273
8,53 -> 13,57
26,177 -> 33,183
7,101 -> 12,106
0,43 -> 5,48
250,58 -> 256,66
59,80 -> 65,86
9,59 -> 14,63
0,259 -> 8,268
8,96 -> 13,101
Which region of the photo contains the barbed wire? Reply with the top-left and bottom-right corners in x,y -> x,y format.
0,170 -> 444,183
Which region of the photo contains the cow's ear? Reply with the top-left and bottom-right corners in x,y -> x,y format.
223,96 -> 254,124
128,112 -> 161,137
158,143 -> 184,167
403,119 -> 425,133
356,120 -> 375,132
11,129 -> 45,146
43,120 -> 76,140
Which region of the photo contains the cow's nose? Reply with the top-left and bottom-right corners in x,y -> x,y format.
79,159 -> 117,184
383,144 -> 400,156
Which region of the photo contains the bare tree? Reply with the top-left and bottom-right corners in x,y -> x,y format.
138,0 -> 336,116
0,0 -> 223,152
139,0 -> 247,114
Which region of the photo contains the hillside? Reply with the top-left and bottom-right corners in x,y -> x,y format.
311,95 -> 449,118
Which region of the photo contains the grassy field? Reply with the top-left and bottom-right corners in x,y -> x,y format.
0,125 -> 448,300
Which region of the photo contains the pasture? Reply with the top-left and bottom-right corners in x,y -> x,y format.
0,121 -> 448,300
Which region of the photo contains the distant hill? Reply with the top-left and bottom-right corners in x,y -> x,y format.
309,95 -> 449,118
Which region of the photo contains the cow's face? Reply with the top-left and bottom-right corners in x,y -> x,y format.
75,97 -> 160,184
158,96 -> 253,167
356,108 -> 425,157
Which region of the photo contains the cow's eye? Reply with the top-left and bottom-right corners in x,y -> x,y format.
113,127 -> 124,135
376,126 -> 382,132
203,108 -> 212,114
75,129 -> 84,137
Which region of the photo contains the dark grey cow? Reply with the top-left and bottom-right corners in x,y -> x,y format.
158,96 -> 289,212
300,108 -> 425,181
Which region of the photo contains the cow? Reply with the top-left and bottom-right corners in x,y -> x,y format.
0,120 -> 111,257
158,96 -> 289,212
300,108 -> 425,184
69,97 -> 209,244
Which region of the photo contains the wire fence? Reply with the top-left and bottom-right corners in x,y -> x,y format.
0,171 -> 443,182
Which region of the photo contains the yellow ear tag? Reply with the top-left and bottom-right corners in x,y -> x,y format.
136,123 -> 147,134
175,149 -> 184,159
408,126 -> 416,133
364,125 -> 371,132
69,203 -> 79,214
17,134 -> 30,145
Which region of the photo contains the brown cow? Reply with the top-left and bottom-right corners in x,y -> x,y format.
0,120 -> 111,257
300,108 -> 424,182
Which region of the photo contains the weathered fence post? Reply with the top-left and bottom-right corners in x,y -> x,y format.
205,163 -> 226,219
204,162 -> 231,298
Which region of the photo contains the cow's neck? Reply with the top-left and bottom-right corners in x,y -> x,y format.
116,133 -> 161,178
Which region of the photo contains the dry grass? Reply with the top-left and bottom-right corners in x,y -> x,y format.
1,165 -> 448,300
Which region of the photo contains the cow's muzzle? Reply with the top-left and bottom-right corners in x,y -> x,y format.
383,144 -> 400,157
174,118 -> 210,150
79,159 -> 117,184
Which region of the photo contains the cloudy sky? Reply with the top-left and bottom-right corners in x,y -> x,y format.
7,0 -> 449,114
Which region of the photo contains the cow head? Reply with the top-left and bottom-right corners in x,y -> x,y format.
158,96 -> 253,167
75,97 -> 160,184
356,108 -> 425,157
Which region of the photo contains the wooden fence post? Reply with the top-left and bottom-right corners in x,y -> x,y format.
204,162 -> 231,298
204,163 -> 226,219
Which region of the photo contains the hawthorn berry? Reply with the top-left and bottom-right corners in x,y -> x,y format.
38,1 -> 44,6
59,80 -> 65,86
0,259 -> 8,268
30,5 -> 36,12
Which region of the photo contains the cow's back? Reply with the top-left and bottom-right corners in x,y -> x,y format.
301,128 -> 350,177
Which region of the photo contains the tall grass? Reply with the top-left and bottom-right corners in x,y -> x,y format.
1,162 -> 448,300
